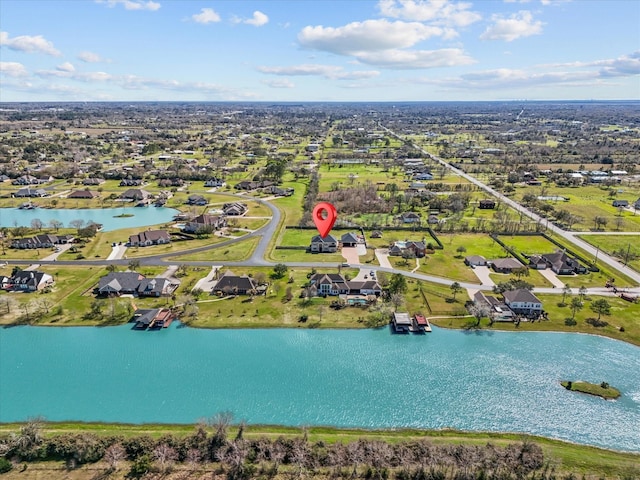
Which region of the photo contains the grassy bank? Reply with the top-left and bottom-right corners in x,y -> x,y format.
0,422 -> 637,478
561,381 -> 621,400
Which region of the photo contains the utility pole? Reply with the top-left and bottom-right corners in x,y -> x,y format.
594,246 -> 600,266
624,243 -> 631,266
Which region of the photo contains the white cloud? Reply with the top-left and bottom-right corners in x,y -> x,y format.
298,19 -> 451,55
192,8 -> 221,24
244,11 -> 269,27
0,31 -> 61,56
356,48 -> 475,69
57,62 -> 75,72
97,0 -> 161,11
0,61 -> 28,77
480,11 -> 544,42
262,79 -> 295,88
78,51 -> 105,63
258,64 -> 380,80
592,51 -> 640,77
378,0 -> 481,27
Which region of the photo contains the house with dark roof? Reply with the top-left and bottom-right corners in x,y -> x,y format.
128,229 -> 171,247
388,240 -> 426,258
308,273 -> 349,296
212,270 -> 259,295
118,188 -> 151,202
13,187 -> 47,198
538,251 -> 587,275
11,234 -> 74,249
340,232 -> 362,247
183,214 -> 225,233
97,271 -> 176,297
68,190 -> 100,199
223,202 -> 248,216
464,255 -> 487,267
502,289 -> 542,316
82,177 -> 105,185
634,198 -> 640,210
479,199 -> 496,209
398,212 -> 421,224
489,257 -> 525,274
310,234 -> 338,253
12,175 -> 39,185
4,270 -> 53,292
612,200 -> 629,208
186,194 -> 207,206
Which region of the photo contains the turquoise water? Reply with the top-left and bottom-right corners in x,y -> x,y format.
0,207 -> 178,232
1,325 -> 639,452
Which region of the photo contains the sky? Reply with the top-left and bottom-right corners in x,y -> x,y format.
0,0 -> 639,102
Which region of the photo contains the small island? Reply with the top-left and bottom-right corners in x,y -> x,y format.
561,380 -> 621,400
113,213 -> 134,218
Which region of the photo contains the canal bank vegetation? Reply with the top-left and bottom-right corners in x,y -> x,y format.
0,419 -> 638,479
561,381 -> 621,400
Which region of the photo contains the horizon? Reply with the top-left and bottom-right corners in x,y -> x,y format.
1,0 -> 639,102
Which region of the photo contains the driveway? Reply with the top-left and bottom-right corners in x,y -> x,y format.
341,247 -> 361,265
41,243 -> 72,261
107,244 -> 128,260
375,249 -> 392,269
538,268 -> 568,288
192,266 -> 222,292
472,266 -> 495,287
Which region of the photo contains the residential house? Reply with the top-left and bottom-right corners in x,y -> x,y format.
398,212 -> 421,224
502,289 -> 543,317
183,214 -> 226,234
204,178 -> 225,188
223,202 -> 248,216
489,257 -> 525,274
4,270 -> 53,292
427,214 -> 439,225
68,190 -> 99,199
11,234 -> 74,249
308,273 -> 350,296
473,291 -> 514,322
13,187 -> 47,198
186,194 -> 207,206
118,188 -> 151,202
347,280 -> 382,296
341,232 -> 362,247
12,175 -> 39,185
479,199 -> 496,209
310,234 -> 339,253
414,172 -> 434,181
212,270 -> 259,295
82,178 -> 105,185
464,255 -> 487,267
634,198 -> 640,210
392,312 -> 412,333
612,200 -> 629,208
119,179 -> 144,187
128,229 -> 171,247
538,251 -> 587,275
388,240 -> 426,258
97,271 -> 176,297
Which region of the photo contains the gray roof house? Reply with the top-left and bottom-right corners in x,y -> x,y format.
341,232 -> 361,247
212,271 -> 258,295
118,188 -> 151,202
490,258 -> 525,274
310,234 -> 338,253
129,230 -> 171,247
502,289 -> 542,316
97,271 -> 176,297
6,270 -> 53,292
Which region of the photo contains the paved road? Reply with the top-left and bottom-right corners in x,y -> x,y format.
380,124 -> 640,287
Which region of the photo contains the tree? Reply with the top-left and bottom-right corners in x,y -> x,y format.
590,298 -> 611,320
388,273 -> 407,295
578,286 -> 588,301
272,263 -> 288,279
30,218 -> 44,231
103,443 -> 126,471
561,284 -> 572,305
455,246 -> 466,258
570,297 -> 583,320
389,292 -> 404,311
593,216 -> 607,230
128,259 -> 141,271
469,301 -> 490,326
48,219 -> 63,232
450,281 -> 463,301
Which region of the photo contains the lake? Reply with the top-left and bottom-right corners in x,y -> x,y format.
1,325 -> 639,452
0,206 -> 179,232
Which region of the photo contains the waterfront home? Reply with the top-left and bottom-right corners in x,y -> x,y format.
489,258 -> 524,274
473,291 -> 514,322
183,214 -> 226,234
310,234 -> 339,253
502,289 -> 542,317
212,270 -> 259,295
13,187 -> 47,198
97,271 -> 176,297
308,273 -> 350,296
392,312 -> 412,333
128,229 -> 171,247
3,270 -> 53,292
11,234 -> 74,249
118,188 -> 151,202
68,190 -> 100,199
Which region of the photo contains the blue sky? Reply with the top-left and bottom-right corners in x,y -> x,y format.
1,0 -> 639,102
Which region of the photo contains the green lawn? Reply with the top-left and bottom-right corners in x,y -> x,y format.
170,236 -> 259,262
577,234 -> 640,273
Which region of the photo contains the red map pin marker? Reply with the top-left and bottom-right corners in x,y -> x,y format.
312,202 -> 337,238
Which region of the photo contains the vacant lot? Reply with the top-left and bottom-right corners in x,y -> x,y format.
577,234 -> 640,273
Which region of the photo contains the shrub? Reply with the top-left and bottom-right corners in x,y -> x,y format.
586,317 -> 609,327
564,318 -> 577,326
0,457 -> 13,473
